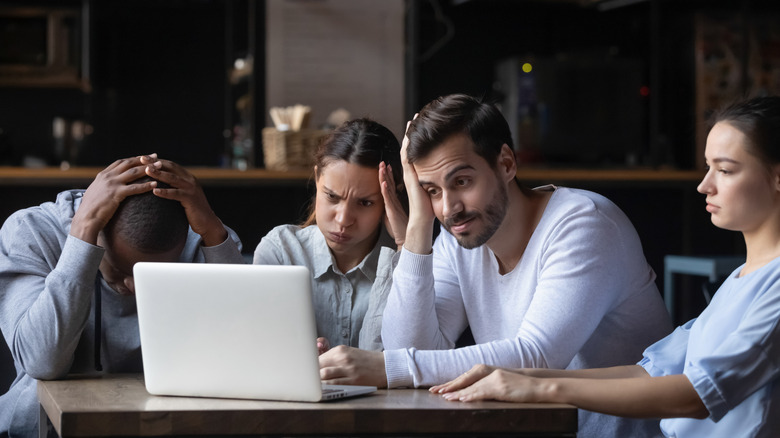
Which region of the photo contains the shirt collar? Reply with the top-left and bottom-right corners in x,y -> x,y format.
310,228 -> 333,279
309,225 -> 395,281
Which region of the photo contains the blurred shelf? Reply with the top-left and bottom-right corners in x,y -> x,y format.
0,167 -> 313,187
0,166 -> 703,188
517,168 -> 704,186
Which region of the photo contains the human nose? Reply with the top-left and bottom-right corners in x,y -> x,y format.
335,203 -> 355,227
441,190 -> 463,219
697,170 -> 714,195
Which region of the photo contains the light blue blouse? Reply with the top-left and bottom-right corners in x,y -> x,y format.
640,256 -> 780,438
253,224 -> 398,351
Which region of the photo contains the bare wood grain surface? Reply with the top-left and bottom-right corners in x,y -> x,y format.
38,374 -> 577,437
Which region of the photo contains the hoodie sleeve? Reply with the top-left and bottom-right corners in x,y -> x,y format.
0,209 -> 104,380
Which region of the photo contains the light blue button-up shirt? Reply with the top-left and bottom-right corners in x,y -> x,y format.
640,256 -> 780,438
253,224 -> 398,351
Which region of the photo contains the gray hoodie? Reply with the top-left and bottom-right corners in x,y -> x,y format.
0,190 -> 243,438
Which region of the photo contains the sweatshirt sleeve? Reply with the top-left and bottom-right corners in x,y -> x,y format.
180,224 -> 245,264
200,224 -> 245,264
0,213 -> 104,380
381,235 -> 468,353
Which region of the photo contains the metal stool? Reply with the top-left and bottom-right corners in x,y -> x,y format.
663,255 -> 744,322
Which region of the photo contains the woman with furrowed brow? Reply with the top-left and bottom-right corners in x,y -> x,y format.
254,118 -> 408,353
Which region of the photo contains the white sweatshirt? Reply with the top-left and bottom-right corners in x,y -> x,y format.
382,186 -> 672,438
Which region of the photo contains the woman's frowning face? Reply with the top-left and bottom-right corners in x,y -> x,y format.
315,160 -> 384,271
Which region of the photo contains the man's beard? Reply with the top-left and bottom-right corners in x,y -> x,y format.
443,182 -> 508,249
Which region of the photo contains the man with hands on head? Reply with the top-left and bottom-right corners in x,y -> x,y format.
0,154 -> 243,438
319,94 -> 673,438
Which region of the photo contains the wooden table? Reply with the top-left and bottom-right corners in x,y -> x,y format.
38,374 -> 577,437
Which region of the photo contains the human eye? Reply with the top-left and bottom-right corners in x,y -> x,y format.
715,164 -> 733,175
324,192 -> 339,202
455,177 -> 471,188
425,186 -> 441,198
359,200 -> 375,207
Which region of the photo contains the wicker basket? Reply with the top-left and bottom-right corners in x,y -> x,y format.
262,127 -> 330,171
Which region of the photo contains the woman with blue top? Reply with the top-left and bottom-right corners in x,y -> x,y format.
430,95 -> 780,438
254,118 -> 407,353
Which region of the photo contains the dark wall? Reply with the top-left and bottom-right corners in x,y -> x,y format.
4,0 -> 779,169
0,88 -> 89,165
0,0 -> 230,167
410,0 -> 780,169
85,0 -> 227,165
412,1 -> 658,166
414,1 -> 650,102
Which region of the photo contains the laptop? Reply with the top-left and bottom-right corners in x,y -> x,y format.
133,262 -> 377,402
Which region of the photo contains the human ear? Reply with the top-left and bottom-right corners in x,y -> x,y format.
497,144 -> 518,183
773,164 -> 780,192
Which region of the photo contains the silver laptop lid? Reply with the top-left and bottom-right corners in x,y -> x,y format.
134,262 -> 325,402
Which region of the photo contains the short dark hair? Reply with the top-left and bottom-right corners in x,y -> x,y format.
406,94 -> 514,168
103,177 -> 189,253
711,95 -> 780,168
303,118 -> 406,226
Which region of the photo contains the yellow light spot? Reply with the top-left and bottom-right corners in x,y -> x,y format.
522,63 -> 533,73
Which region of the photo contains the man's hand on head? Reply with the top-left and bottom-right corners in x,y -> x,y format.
379,161 -> 408,249
401,115 -> 436,255
70,155 -> 155,245
318,345 -> 387,388
142,156 -> 228,247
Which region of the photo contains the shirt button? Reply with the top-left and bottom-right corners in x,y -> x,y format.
341,329 -> 349,338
